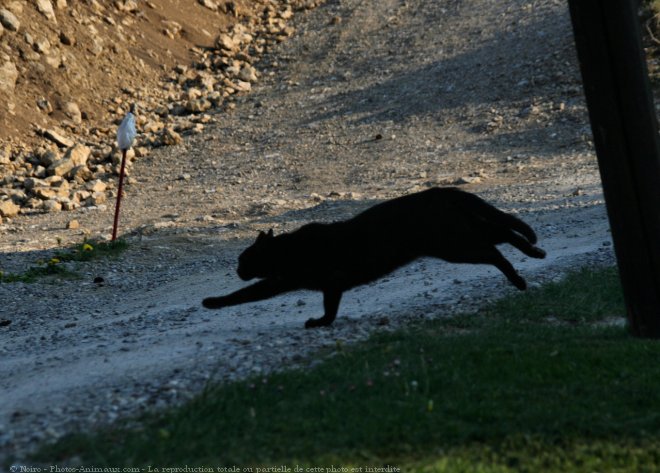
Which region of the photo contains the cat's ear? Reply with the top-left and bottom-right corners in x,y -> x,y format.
256,229 -> 274,242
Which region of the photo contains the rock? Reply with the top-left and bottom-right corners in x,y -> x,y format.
116,0 -> 139,13
162,20 -> 182,39
215,33 -> 237,51
231,79 -> 251,93
0,61 -> 18,93
87,192 -> 106,206
62,101 -> 82,124
454,176 -> 481,185
55,0 -> 67,8
85,179 -> 106,193
160,127 -> 182,146
198,0 -> 218,11
238,64 -> 258,82
0,23 -> 4,38
39,150 -> 60,167
59,29 -> 75,46
0,9 -> 20,31
185,98 -> 212,113
35,0 -> 57,23
41,128 -> 74,148
47,159 -> 74,177
0,200 -> 20,218
37,97 -> 53,112
69,165 -> 93,183
34,187 -> 61,200
64,144 -> 91,167
43,199 -> 62,212
0,146 -> 10,164
23,177 -> 46,190
67,219 -> 80,229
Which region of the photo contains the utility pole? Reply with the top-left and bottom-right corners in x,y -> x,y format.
568,0 -> 660,337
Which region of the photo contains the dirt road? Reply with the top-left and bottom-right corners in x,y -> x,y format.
0,0 -> 615,462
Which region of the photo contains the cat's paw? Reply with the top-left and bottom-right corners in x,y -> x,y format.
202,297 -> 226,309
531,246 -> 546,259
305,316 -> 332,329
512,276 -> 527,290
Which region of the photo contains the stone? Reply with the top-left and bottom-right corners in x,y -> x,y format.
56,0 -> 67,8
62,200 -> 78,211
33,38 -> 51,53
0,146 -> 10,164
160,127 -> 182,146
47,159 -> 75,177
198,0 -> 218,11
37,97 -> 53,112
0,23 -> 4,38
67,219 -> 80,229
62,101 -> 82,124
59,29 -> 75,46
116,0 -> 139,13
35,0 -> 57,23
454,176 -> 481,185
0,61 -> 18,93
238,64 -> 258,82
232,79 -> 251,93
64,144 -> 91,167
23,177 -> 46,190
0,9 -> 20,31
34,187 -> 58,199
87,192 -> 106,206
215,33 -> 237,51
186,98 -> 212,113
0,200 -> 20,218
43,199 -> 62,212
86,179 -> 106,193
69,165 -> 93,183
41,128 -> 74,148
39,150 -> 60,167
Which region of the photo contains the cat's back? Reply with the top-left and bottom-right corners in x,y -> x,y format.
349,187 -> 465,226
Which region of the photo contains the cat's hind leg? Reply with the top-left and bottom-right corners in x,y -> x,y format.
439,246 -> 528,290
483,247 -> 528,290
496,228 -> 546,259
305,289 -> 342,328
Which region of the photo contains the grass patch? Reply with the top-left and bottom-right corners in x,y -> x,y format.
29,265 -> 660,472
0,239 -> 128,283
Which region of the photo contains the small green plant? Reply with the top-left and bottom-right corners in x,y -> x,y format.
0,239 -> 128,283
55,239 -> 128,263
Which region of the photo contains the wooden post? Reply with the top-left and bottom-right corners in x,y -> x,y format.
568,0 -> 660,337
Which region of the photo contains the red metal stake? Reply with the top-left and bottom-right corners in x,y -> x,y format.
111,149 -> 128,241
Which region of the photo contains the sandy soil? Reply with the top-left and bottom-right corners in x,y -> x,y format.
0,0 -> 619,463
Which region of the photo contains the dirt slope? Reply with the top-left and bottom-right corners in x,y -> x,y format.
0,0 -> 617,463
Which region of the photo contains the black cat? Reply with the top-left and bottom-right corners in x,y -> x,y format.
202,187 -> 546,328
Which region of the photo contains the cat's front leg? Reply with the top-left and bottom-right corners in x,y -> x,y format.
203,278 -> 293,309
305,289 -> 343,328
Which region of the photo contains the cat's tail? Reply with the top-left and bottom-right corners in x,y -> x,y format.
448,188 -> 538,243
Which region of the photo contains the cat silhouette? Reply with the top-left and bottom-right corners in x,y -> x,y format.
203,187 -> 546,328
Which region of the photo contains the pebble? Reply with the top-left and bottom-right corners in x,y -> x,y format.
0,9 -> 20,31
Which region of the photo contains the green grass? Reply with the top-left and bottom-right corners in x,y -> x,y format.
0,239 -> 127,283
29,265 -> 660,472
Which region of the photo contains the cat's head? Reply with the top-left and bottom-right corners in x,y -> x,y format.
237,228 -> 276,281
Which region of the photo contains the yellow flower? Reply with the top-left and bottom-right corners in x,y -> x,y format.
82,243 -> 94,252
49,258 -> 60,265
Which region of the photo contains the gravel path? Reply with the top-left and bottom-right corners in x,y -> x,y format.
0,0 -> 616,463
